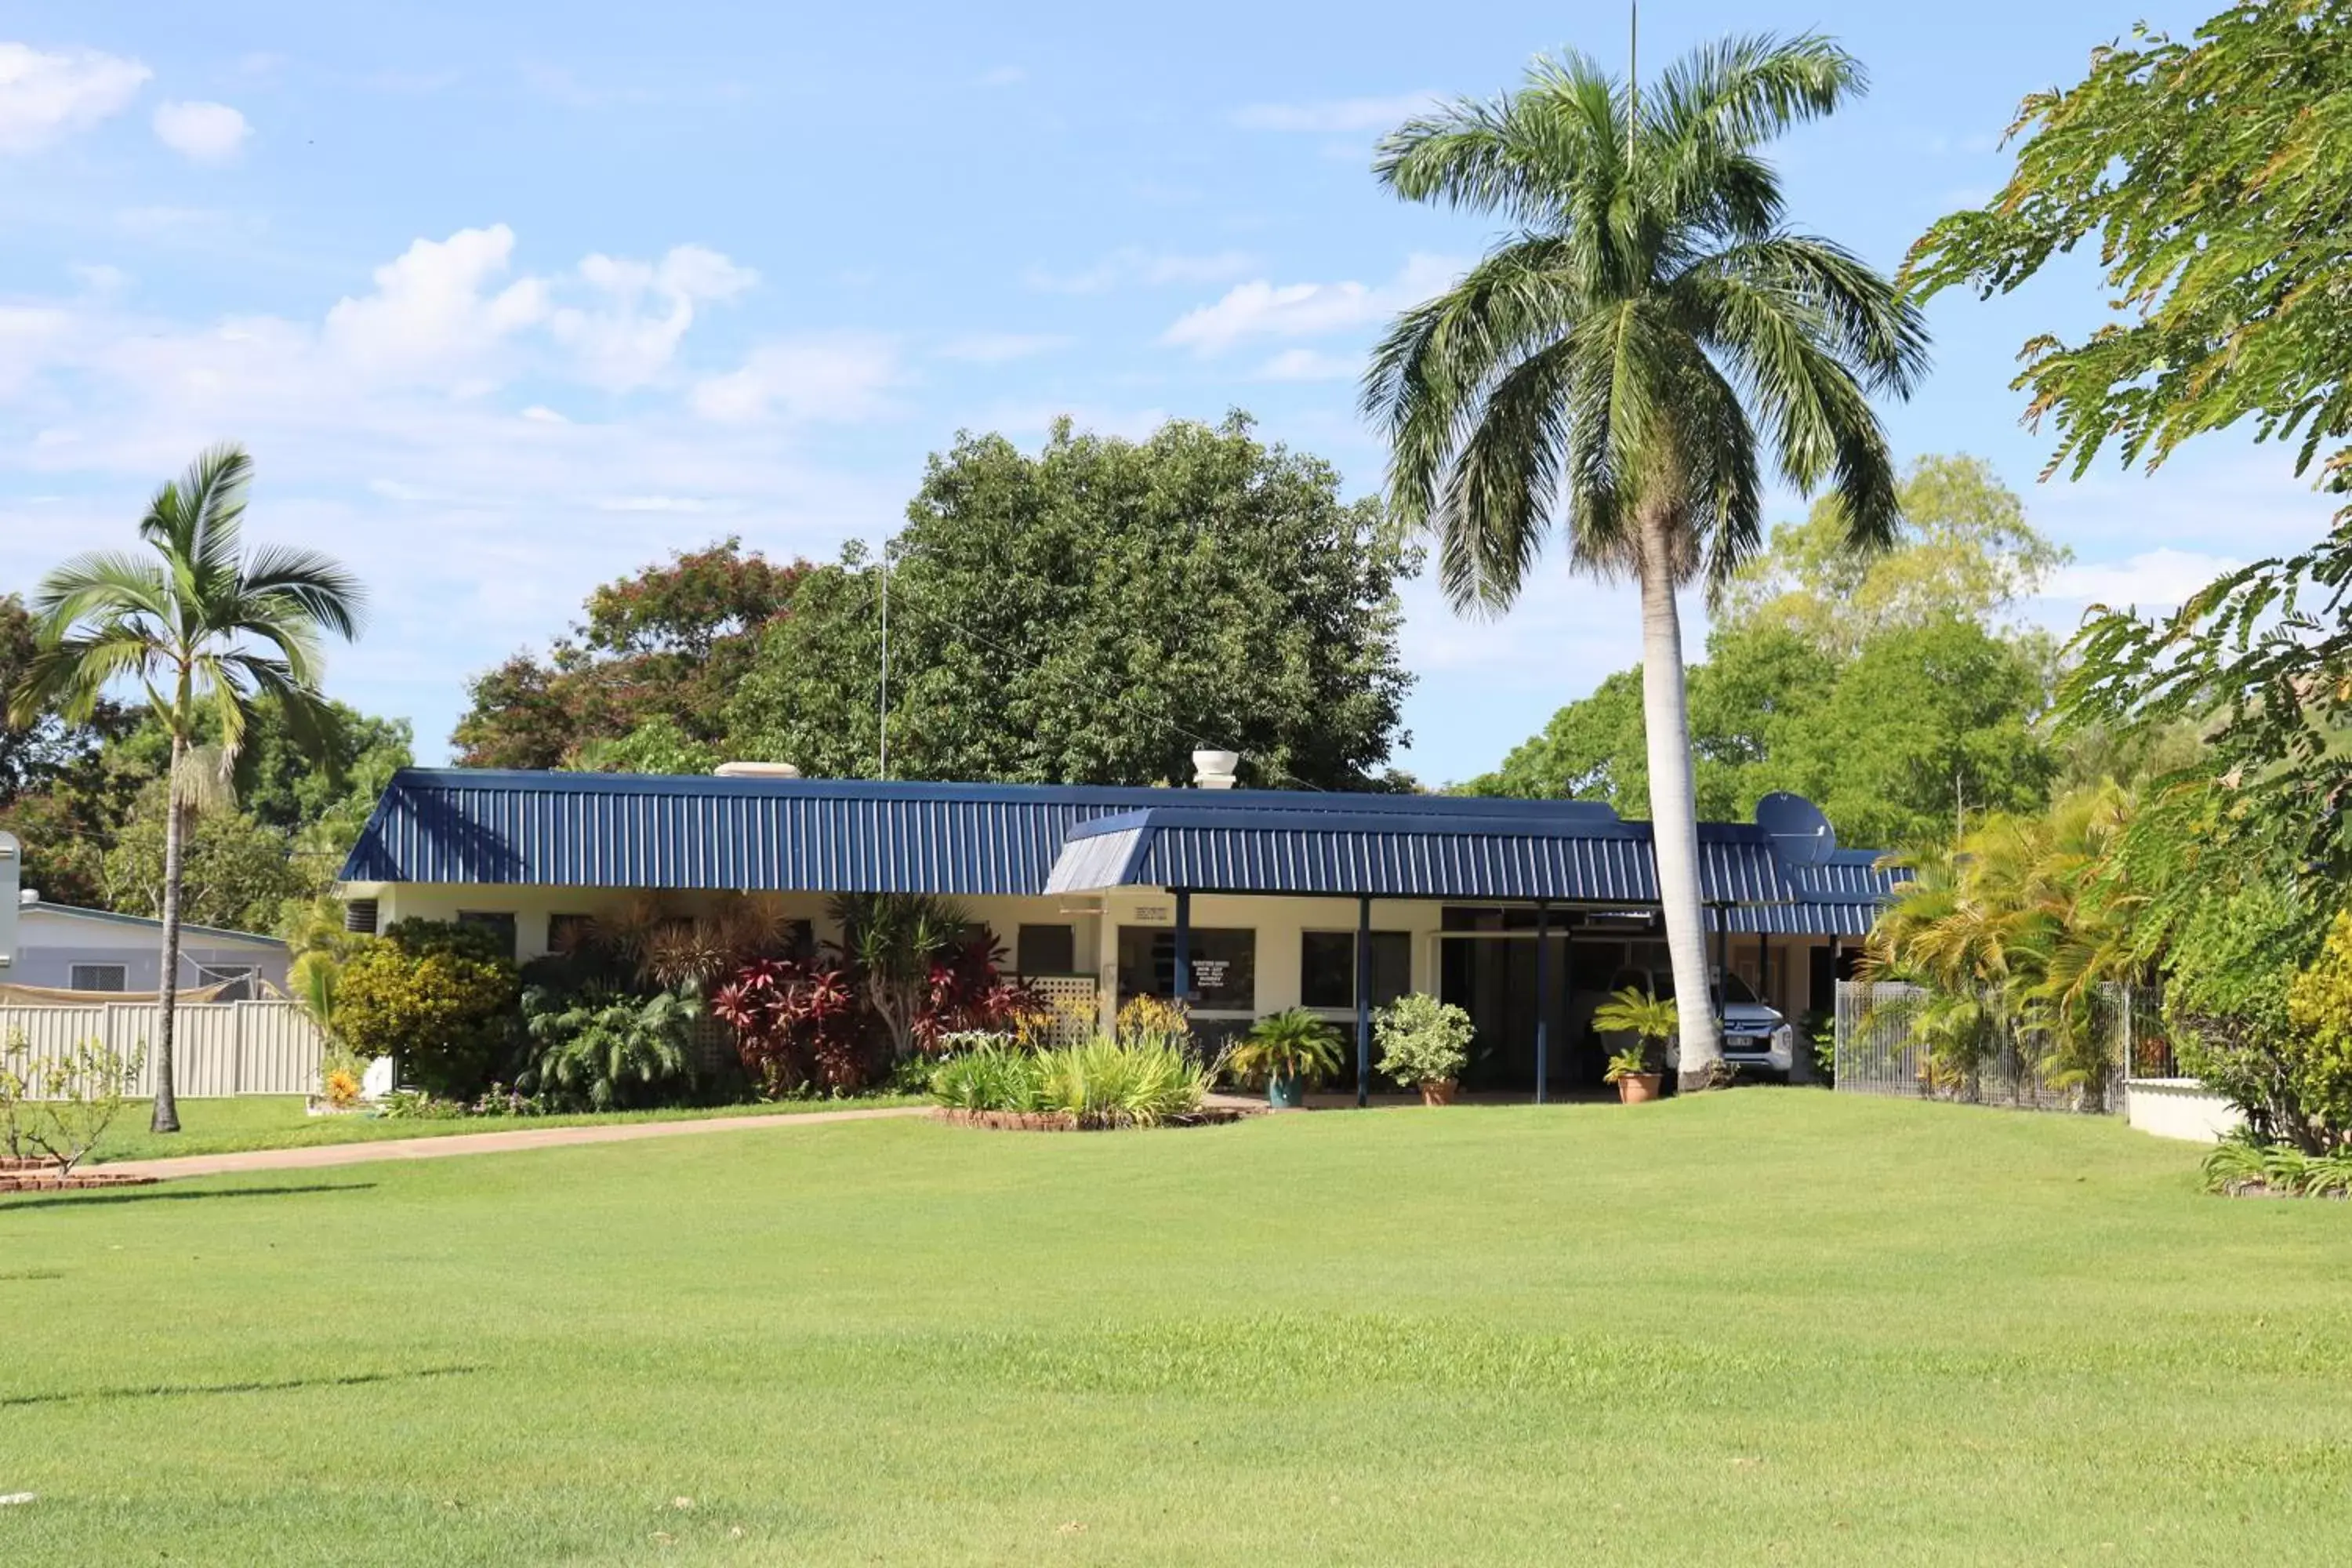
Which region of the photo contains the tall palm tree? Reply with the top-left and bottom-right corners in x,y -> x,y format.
9,445 -> 365,1132
1363,36 -> 1927,1086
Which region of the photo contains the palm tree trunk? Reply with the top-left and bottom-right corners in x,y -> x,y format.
1635,514 -> 1724,1091
151,733 -> 187,1134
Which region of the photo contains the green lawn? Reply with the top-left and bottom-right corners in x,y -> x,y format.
85,1094 -> 923,1163
2,1091 -> 2344,1565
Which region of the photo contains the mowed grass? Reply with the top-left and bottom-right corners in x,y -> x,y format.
2,1091 -> 2347,1566
85,1094 -> 923,1163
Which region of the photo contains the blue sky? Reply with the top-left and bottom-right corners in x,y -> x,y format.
1,1 -> 2332,782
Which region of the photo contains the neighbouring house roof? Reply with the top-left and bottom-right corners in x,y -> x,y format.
17,901 -> 289,949
339,768 -> 1896,931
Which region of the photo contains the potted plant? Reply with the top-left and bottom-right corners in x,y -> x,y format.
1374,993 -> 1475,1105
1229,1009 -> 1343,1108
1593,986 -> 1675,1103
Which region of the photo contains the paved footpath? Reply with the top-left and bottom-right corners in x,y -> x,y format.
101,1105 -> 930,1181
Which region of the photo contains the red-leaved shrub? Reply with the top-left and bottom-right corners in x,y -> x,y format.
914,935 -> 1045,1051
710,959 -> 869,1094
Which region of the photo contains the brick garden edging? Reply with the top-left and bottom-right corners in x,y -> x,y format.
0,1167 -> 158,1192
931,1107 -> 1250,1133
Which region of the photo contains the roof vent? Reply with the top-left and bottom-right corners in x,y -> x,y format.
713,761 -> 802,780
1192,750 -> 1240,790
344,898 -> 379,935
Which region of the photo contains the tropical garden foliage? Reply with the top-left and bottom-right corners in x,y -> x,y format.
1866,1 -> 2352,1161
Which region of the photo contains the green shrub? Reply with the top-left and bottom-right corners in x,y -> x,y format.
2285,909 -> 2352,1138
1592,986 -> 1676,1080
929,1036 -> 1209,1127
1227,1010 -> 1343,1089
336,922 -> 521,1099
2200,1132 -> 2352,1198
1373,993 -> 1475,1088
517,987 -> 702,1112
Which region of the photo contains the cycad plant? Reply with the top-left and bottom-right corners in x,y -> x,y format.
9,445 -> 365,1133
1229,1008 -> 1345,1107
1363,35 -> 1927,1087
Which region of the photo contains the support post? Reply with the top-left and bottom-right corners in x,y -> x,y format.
1534,902 -> 1550,1105
1172,888 -> 1192,1007
1711,915 -> 1728,1032
1760,931 -> 1771,1012
1356,895 -> 1373,1108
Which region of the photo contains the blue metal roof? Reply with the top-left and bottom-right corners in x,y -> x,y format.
1042,807 -> 1792,904
339,768 -> 1888,914
1706,851 -> 1901,936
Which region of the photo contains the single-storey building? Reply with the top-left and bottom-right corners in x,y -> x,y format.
336,768 -> 1897,1097
2,895 -> 291,1000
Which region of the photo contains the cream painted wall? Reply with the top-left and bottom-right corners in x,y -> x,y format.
364,882 -> 1446,1030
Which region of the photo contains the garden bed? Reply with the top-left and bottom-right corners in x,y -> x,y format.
932,1106 -> 1249,1133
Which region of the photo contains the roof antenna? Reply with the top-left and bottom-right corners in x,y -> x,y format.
1628,0 -> 1639,167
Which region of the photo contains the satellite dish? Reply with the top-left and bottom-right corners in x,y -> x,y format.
1755,792 -> 1836,866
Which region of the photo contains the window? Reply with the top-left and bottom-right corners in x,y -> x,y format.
196,964 -> 260,1001
1017,924 -> 1076,976
1299,931 -> 1413,1010
69,964 -> 125,993
1117,926 -> 1255,1013
456,910 -> 517,959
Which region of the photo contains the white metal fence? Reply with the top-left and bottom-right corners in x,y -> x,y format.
0,1000 -> 325,1098
1832,980 -> 2157,1116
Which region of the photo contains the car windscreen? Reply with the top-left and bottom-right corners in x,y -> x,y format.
1718,972 -> 1760,1006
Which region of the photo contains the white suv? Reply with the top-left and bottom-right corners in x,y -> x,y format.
1600,964 -> 1795,1080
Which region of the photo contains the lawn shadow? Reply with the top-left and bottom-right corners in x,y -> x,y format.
0,1181 -> 378,1214
2,1364 -> 482,1410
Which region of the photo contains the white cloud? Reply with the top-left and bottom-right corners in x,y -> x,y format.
1229,91 -> 1439,133
0,42 -> 149,153
938,331 -> 1068,364
549,244 -> 757,390
0,236 -> 910,764
71,262 -> 132,292
1025,247 -> 1256,295
2040,549 -> 2242,611
152,100 -> 250,163
1254,347 -> 1359,382
977,65 -> 1025,88
322,225 -> 550,386
1161,253 -> 1461,355
691,334 -> 901,424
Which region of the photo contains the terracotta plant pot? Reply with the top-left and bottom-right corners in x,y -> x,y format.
1617,1073 -> 1662,1105
1420,1079 -> 1457,1107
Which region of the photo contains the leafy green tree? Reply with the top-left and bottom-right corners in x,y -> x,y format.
1362,36 -> 1927,1083
1470,625 -> 1838,819
7,445 -> 365,1134
1717,455 -> 2069,657
1912,2 -> 2352,878
99,779 -> 317,936
567,715 -> 720,776
1907,1 -> 2352,487
453,539 -> 804,768
1811,616 -> 2054,847
727,414 -> 1414,789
